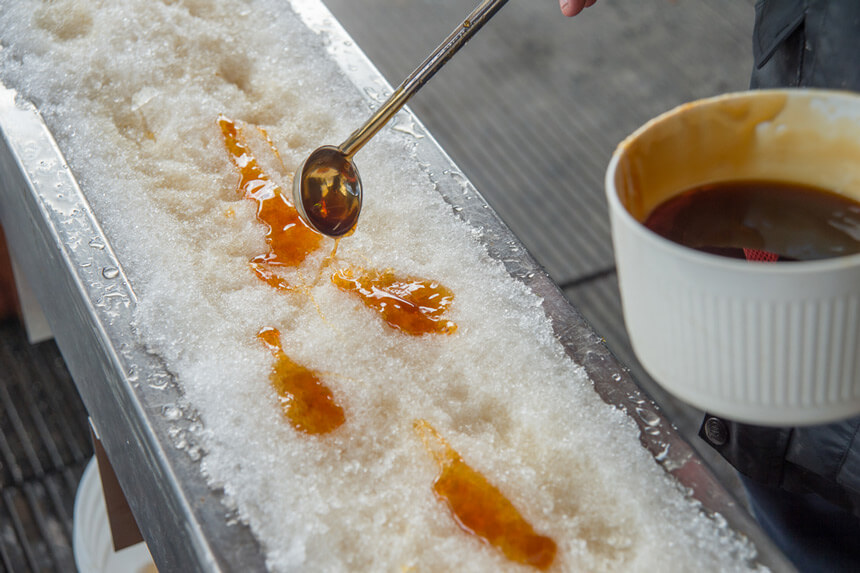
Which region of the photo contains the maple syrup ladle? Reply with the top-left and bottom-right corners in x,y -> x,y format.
293,0 -> 508,237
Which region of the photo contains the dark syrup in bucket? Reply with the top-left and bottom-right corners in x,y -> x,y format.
643,180 -> 860,261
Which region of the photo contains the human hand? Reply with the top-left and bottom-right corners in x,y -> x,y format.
559,0 -> 598,17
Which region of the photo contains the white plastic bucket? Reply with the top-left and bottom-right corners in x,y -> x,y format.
73,457 -> 157,573
606,89 -> 860,426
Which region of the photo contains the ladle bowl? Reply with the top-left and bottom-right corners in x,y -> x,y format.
293,146 -> 361,237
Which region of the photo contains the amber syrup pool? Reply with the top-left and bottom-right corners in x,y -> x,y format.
643,180 -> 860,261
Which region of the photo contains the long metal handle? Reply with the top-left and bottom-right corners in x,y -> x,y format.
339,0 -> 509,158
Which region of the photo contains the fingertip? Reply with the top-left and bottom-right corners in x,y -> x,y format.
559,1 -> 572,17
560,0 -> 583,17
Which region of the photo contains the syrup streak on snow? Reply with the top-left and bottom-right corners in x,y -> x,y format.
414,420 -> 557,570
332,266 -> 457,336
258,326 -> 345,435
218,115 -> 323,291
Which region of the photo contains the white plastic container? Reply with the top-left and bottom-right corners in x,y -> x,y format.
73,457 -> 157,573
606,89 -> 860,426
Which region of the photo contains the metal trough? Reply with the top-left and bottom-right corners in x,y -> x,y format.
0,0 -> 792,570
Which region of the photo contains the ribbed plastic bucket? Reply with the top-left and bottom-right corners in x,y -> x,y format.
73,457 -> 157,573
